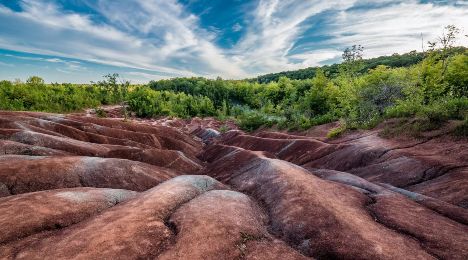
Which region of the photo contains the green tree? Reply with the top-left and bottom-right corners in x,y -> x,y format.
341,45 -> 365,77
445,53 -> 468,97
427,25 -> 461,77
26,76 -> 45,85
300,69 -> 331,117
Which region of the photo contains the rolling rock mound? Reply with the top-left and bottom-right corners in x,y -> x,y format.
0,111 -> 467,259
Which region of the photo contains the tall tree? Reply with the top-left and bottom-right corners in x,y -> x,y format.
341,45 -> 364,77
427,25 -> 461,76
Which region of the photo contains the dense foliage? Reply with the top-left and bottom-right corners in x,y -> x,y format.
255,50 -> 426,83
0,74 -> 129,113
0,80 -> 101,112
1,26 -> 466,137
127,86 -> 216,118
143,49 -> 467,133
255,47 -> 465,84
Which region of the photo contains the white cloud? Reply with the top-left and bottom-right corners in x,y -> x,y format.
230,0 -> 358,75
0,0 -> 467,80
116,0 -> 247,78
289,50 -> 342,67
124,71 -> 167,83
0,0 -> 246,78
226,0 -> 468,76
4,53 -> 86,71
232,23 -> 242,32
0,61 -> 14,67
321,1 -> 468,58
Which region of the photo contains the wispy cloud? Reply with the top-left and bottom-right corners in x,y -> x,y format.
0,0 -> 246,78
0,60 -> 14,67
324,1 -> 468,57
232,23 -> 242,32
230,0 -> 467,75
289,50 -> 343,67
125,71 -> 167,82
4,53 -> 86,72
0,0 -> 467,81
230,0 -> 359,74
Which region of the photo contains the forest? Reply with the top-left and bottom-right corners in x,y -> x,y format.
1,26 -> 467,137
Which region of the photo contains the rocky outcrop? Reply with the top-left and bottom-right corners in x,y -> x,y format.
0,111 -> 466,259
199,145 -> 468,259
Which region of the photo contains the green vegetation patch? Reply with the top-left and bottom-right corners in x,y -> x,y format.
1,26 -> 466,137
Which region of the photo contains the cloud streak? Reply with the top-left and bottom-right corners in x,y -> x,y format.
231,0 -> 358,73
324,1 -> 468,57
0,0 -> 245,78
0,0 -> 466,82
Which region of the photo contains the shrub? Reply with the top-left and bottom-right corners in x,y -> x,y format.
219,125 -> 230,133
237,111 -> 278,132
0,79 -> 102,112
417,97 -> 468,122
126,86 -> 216,118
381,97 -> 468,137
445,53 -> 468,97
127,87 -> 163,117
385,100 -> 423,118
452,119 -> 468,137
95,108 -> 107,118
327,124 -> 347,139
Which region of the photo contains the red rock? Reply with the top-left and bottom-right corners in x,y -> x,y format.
0,175 -> 226,259
0,187 -> 137,244
0,156 -> 177,195
159,190 -> 307,259
200,145 -> 437,259
0,111 -> 466,259
369,193 -> 468,259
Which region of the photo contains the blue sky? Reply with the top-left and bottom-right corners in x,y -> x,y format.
0,0 -> 467,83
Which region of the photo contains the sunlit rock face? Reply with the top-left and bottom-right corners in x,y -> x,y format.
0,111 -> 466,259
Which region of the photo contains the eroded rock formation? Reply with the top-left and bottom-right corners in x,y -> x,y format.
0,111 -> 466,259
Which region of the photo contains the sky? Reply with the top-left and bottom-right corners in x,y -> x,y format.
0,0 -> 467,83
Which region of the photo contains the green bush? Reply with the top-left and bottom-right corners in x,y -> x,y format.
127,86 -> 216,118
387,97 -> 467,121
445,53 -> 468,97
237,111 -> 278,132
385,100 -> 423,118
382,97 -> 468,137
452,119 -> 468,137
2,46 -> 465,135
219,124 -> 230,133
95,108 -> 107,118
327,122 -> 347,139
0,78 -> 102,112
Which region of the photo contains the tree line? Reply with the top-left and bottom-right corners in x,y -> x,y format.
1,25 -> 466,136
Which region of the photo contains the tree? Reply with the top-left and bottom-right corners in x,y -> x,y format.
26,76 -> 45,85
301,69 -> 330,117
445,53 -> 468,97
427,25 -> 461,76
341,45 -> 364,76
96,73 -> 129,104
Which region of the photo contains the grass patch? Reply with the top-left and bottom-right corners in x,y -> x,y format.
219,124 -> 230,133
452,119 -> 468,137
379,117 -> 445,138
327,124 -> 347,139
95,108 -> 107,118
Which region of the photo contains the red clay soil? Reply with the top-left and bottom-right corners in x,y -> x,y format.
0,187 -> 138,245
0,155 -> 177,196
0,111 -> 467,259
199,145 -> 462,259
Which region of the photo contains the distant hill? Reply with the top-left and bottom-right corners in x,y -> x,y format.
255,48 -> 465,83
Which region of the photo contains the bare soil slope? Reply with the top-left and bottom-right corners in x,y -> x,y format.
0,111 -> 466,259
